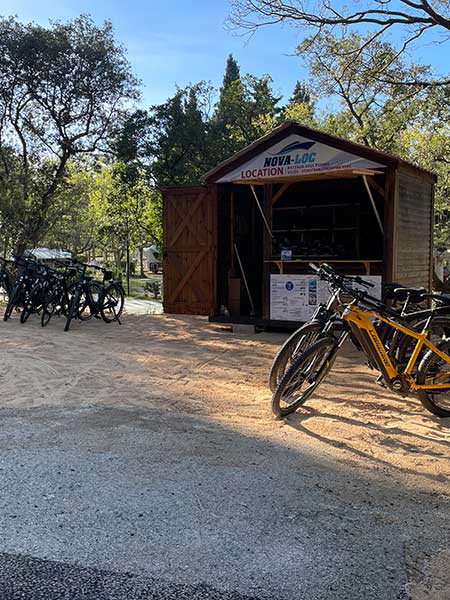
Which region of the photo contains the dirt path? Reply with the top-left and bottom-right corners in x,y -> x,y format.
0,312 -> 449,598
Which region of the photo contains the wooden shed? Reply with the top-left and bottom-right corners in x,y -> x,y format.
162,122 -> 436,326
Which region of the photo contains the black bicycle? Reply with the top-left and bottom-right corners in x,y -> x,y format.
40,261 -> 83,327
3,257 -> 43,321
0,257 -> 15,301
64,264 -> 124,332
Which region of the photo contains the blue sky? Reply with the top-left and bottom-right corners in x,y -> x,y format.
0,0 -> 448,108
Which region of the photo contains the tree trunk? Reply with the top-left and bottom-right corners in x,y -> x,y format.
139,247 -> 145,277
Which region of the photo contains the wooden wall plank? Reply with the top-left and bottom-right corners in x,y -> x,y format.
394,172 -> 433,288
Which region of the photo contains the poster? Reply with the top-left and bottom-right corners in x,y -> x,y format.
217,133 -> 385,182
270,274 -> 382,321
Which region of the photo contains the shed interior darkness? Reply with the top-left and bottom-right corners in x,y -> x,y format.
271,178 -> 384,263
217,175 -> 385,318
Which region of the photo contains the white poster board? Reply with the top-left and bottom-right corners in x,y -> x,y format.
270,274 -> 382,321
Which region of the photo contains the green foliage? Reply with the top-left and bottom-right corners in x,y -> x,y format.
0,14 -> 137,253
297,32 -> 431,151
1,14 -> 449,259
148,84 -> 211,186
290,81 -> 313,106
221,54 -> 240,91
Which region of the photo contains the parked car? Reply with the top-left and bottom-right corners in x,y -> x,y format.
146,245 -> 161,273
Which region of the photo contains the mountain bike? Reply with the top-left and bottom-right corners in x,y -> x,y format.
272,263 -> 450,419
270,277 -> 450,393
40,261 -> 83,327
20,263 -> 62,323
0,257 -> 14,301
269,278 -> 371,392
64,265 -> 124,331
3,258 -> 43,321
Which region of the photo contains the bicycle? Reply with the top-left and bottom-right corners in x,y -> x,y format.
64,264 -> 124,332
20,263 -> 62,323
272,263 -> 450,419
270,277 -> 450,393
40,261 -> 83,327
0,257 -> 15,302
3,257 -> 43,321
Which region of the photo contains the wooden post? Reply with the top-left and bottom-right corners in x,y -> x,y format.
262,184 -> 272,320
429,182 -> 435,292
383,169 -> 397,283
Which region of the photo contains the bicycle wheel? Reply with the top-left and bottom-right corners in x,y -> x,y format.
78,281 -> 102,321
41,289 -> 62,327
3,284 -> 23,321
101,282 -> 124,323
272,336 -> 339,418
396,316 -> 450,370
416,340 -> 450,417
64,289 -> 81,332
20,307 -> 31,323
269,322 -> 323,393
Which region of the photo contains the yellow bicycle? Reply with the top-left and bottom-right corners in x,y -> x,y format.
272,263 -> 450,418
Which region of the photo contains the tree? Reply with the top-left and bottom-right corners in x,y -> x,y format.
148,84 -> 211,186
296,32 -> 431,151
289,81 -> 312,106
278,81 -> 316,127
87,162 -> 161,274
0,15 -> 138,253
43,163 -> 100,257
221,54 -> 241,90
229,0 -> 450,87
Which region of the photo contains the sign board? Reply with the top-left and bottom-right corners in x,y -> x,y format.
217,134 -> 385,182
270,274 -> 382,321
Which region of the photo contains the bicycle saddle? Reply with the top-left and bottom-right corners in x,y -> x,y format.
393,287 -> 427,301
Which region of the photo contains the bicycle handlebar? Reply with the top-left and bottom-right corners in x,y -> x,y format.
309,263 -> 375,289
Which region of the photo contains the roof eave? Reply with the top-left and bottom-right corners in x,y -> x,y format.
203,121 -> 434,184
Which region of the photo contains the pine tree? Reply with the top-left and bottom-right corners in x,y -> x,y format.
290,81 -> 312,105
221,54 -> 240,93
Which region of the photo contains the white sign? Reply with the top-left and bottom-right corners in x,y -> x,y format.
270,274 -> 382,321
218,134 -> 385,182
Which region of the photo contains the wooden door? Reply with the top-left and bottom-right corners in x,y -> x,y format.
163,186 -> 217,315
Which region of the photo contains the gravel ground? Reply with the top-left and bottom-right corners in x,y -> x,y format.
0,313 -> 449,599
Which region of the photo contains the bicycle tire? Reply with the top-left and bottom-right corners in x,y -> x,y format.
272,336 -> 339,418
100,282 -> 124,323
64,288 -> 81,332
269,322 -> 323,393
20,307 -> 31,324
41,289 -> 61,327
78,281 -> 102,321
416,339 -> 450,417
3,284 -> 23,321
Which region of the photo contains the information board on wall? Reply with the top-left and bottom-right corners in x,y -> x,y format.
270,274 -> 382,321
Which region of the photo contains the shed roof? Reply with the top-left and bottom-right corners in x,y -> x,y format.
204,122 -> 436,184
25,247 -> 72,260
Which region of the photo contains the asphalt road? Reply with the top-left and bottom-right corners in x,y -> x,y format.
0,552 -> 259,599
0,403 -> 448,599
1,313 -> 450,599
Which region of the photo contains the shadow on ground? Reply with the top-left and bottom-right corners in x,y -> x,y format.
0,313 -> 449,599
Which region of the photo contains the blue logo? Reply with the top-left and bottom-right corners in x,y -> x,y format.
273,141 -> 316,156
285,281 -> 294,291
264,140 -> 317,168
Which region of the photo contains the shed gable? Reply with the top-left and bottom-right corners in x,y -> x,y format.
217,133 -> 386,183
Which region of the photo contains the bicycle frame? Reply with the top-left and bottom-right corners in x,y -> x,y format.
343,304 -> 450,391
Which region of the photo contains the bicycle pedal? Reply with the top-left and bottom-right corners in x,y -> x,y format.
375,375 -> 386,388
